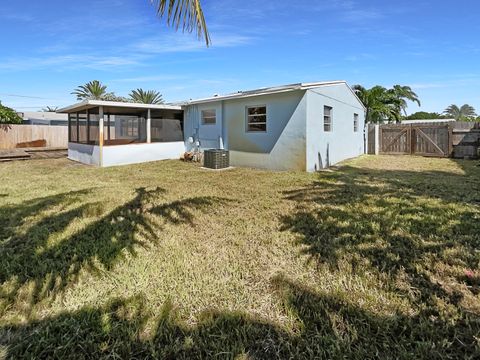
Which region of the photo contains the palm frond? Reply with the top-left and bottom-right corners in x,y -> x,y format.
151,0 -> 210,46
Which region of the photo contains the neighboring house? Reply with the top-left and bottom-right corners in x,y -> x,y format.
58,81 -> 366,171
19,111 -> 68,126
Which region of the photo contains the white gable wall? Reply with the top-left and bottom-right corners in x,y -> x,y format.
306,84 -> 365,171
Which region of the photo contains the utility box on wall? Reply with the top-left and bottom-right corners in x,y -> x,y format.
204,149 -> 229,169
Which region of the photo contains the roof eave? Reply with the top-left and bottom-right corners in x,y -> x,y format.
57,100 -> 182,113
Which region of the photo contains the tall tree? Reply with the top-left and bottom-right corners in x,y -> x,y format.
443,104 -> 477,121
0,101 -> 22,124
390,85 -> 421,116
353,84 -> 421,123
72,80 -> 108,101
151,0 -> 210,45
129,89 -> 164,104
42,106 -> 59,112
353,85 -> 398,123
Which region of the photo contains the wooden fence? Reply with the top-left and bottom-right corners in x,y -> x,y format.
367,121 -> 480,159
0,124 -> 68,149
379,124 -> 451,157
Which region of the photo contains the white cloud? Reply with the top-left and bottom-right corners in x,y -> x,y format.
135,33 -> 254,54
0,54 -> 140,71
112,75 -> 188,83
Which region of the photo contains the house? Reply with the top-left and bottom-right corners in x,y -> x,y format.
19,111 -> 68,126
58,81 -> 365,171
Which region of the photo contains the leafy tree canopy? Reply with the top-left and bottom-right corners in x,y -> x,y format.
0,101 -> 22,124
404,111 -> 448,120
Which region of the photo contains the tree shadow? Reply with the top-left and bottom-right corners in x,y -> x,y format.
0,187 -> 229,316
1,276 -> 478,359
280,162 -> 480,337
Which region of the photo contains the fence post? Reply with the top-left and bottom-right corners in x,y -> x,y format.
375,125 -> 380,155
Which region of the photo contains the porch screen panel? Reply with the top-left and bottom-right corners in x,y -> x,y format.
88,108 -> 100,145
105,114 -> 147,145
78,111 -> 88,143
69,113 -> 78,142
151,118 -> 183,142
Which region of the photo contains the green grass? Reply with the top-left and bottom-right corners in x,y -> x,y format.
0,155 -> 479,359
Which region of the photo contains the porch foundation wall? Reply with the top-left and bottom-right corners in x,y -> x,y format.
101,142 -> 185,167
68,142 -> 100,166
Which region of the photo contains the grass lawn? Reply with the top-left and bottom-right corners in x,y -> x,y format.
0,155 -> 479,359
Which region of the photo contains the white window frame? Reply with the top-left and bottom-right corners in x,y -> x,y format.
246,105 -> 267,132
201,109 -> 216,125
324,106 -> 333,132
354,113 -> 359,132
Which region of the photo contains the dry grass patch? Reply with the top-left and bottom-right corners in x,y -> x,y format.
0,155 -> 479,358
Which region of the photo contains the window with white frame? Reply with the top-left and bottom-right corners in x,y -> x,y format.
354,113 -> 359,132
324,106 -> 333,132
201,109 -> 216,125
246,105 -> 267,132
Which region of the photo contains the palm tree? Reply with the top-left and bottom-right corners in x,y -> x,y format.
42,106 -> 58,112
129,89 -> 164,104
353,84 -> 422,123
443,104 -> 477,121
151,0 -> 210,46
353,85 -> 398,123
390,85 -> 421,116
72,80 -> 108,101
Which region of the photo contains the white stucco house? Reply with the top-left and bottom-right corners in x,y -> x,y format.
58,81 -> 366,171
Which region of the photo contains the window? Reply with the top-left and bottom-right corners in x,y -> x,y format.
324,106 -> 332,132
354,113 -> 359,132
201,109 -> 216,125
246,106 -> 267,132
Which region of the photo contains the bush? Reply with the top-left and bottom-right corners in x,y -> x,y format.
0,101 -> 22,124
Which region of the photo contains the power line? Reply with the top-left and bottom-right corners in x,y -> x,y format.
0,93 -> 63,100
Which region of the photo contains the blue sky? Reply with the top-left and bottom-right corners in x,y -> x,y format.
1,0 -> 479,113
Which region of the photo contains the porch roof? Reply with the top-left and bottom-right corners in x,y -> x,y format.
57,100 -> 182,114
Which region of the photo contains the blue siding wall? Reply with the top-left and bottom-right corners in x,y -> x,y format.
183,83 -> 365,172
306,84 -> 365,171
225,91 -> 307,170
184,101 -> 223,150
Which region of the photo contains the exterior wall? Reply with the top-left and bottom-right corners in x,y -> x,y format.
68,142 -> 100,166
305,84 -> 365,171
101,142 -> 185,167
225,91 -> 307,171
184,102 -> 224,150
68,142 -> 184,167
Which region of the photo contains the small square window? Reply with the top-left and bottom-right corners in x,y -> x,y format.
201,109 -> 216,125
324,106 -> 333,132
354,113 -> 359,132
246,106 -> 267,132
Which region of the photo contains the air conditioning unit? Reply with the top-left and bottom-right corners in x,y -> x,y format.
203,149 -> 229,169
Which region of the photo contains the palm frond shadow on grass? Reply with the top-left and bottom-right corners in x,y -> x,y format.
0,187 -> 229,314
280,163 -> 480,353
1,276 -> 479,359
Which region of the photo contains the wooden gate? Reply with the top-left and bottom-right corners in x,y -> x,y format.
379,124 -> 452,157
